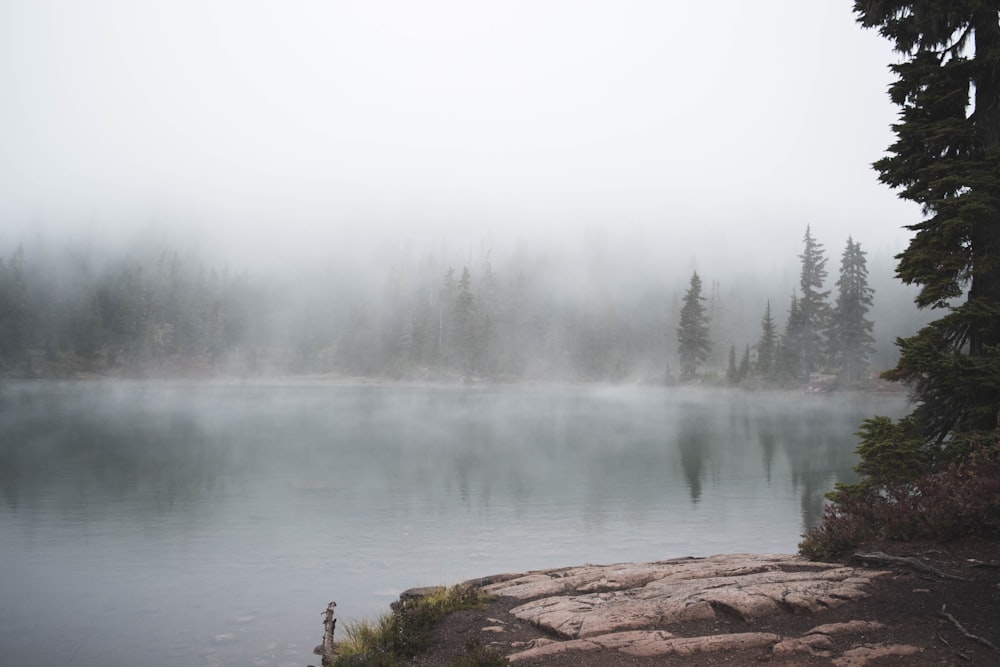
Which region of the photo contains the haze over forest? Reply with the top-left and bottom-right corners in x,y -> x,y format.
0,1 -> 933,382
0,225 -> 930,383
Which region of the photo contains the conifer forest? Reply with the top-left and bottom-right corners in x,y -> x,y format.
0,225 -> 923,387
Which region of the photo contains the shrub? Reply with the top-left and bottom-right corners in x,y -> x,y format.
800,437 -> 1000,560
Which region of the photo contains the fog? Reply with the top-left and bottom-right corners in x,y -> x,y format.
1,2 -> 934,383
0,6 -> 933,665
2,1 -> 918,268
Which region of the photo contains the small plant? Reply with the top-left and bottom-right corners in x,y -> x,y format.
331,585 -> 495,666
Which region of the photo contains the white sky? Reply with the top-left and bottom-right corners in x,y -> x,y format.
0,0 -> 919,269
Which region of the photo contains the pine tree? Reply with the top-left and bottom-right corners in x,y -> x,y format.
780,292 -> 806,381
676,271 -> 711,381
756,300 -> 779,381
829,237 -> 875,384
856,2 -> 1000,442
794,226 -> 830,380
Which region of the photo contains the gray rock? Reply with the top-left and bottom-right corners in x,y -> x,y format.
477,553 -> 916,664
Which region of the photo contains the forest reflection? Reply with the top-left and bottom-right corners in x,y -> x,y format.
0,382 -> 900,535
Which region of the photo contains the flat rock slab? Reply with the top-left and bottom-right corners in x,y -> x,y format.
477,553 -> 914,664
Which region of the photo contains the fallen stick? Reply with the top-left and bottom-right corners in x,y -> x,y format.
853,551 -> 971,581
940,604 -> 998,651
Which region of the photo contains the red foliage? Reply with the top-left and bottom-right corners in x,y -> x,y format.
800,439 -> 1000,560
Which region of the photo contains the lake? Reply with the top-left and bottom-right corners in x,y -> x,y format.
0,380 -> 908,667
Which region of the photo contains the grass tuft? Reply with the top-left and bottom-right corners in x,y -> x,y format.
330,584 -> 501,666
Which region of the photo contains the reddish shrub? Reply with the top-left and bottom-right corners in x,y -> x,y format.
800,439 -> 1000,560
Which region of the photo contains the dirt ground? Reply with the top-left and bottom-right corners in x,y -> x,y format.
406,539 -> 1000,666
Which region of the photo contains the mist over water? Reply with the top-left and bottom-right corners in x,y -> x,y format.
0,380 -> 908,667
0,4 -> 935,666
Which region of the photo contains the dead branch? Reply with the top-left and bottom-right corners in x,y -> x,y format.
853,551 -> 971,581
312,601 -> 337,666
940,604 -> 999,651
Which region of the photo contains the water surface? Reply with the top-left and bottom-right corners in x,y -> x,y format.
0,381 -> 907,667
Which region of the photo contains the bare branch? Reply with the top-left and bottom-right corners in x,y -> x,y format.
940,604 -> 999,651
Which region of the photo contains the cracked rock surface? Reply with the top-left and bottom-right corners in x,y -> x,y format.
404,543 -> 1000,666
491,553 -> 880,641
478,554 -> 898,662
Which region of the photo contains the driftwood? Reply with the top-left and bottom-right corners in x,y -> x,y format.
853,551 -> 971,581
312,601 -> 337,667
940,604 -> 999,652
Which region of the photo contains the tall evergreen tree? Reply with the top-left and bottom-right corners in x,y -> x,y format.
829,237 -> 875,384
780,292 -> 807,381
856,2 -> 1000,442
793,226 -> 831,380
676,271 -> 711,381
756,300 -> 779,381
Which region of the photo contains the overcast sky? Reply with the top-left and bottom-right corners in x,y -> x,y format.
0,1 -> 920,270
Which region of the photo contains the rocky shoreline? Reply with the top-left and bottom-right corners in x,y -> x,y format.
387,541 -> 1000,666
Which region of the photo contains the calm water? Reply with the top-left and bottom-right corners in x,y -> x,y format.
0,380 -> 907,667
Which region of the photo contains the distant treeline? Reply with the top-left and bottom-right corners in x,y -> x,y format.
0,228 -> 918,385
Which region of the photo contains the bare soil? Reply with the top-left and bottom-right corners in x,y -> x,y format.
406,539 -> 1000,666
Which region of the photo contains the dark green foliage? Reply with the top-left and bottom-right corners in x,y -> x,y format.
787,226 -> 830,381
676,271 -> 711,381
884,311 -> 1000,439
801,3 -> 1000,560
855,0 -> 1000,442
847,415 -> 930,491
828,238 -> 876,384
